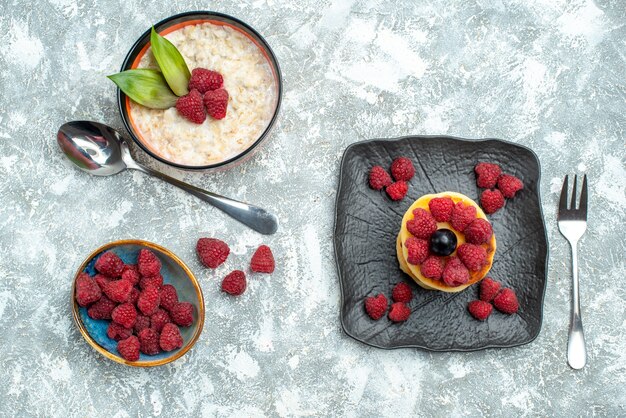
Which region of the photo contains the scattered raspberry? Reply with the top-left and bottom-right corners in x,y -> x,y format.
204,88 -> 229,119
121,264 -> 140,286
134,314 -> 151,334
390,157 -> 415,181
475,163 -> 502,189
420,256 -> 445,280
75,273 -> 102,307
196,238 -> 230,269
457,243 -> 488,272
442,257 -> 470,287
464,219 -> 493,245
138,328 -> 161,356
493,288 -> 519,314
150,308 -> 171,333
188,68 -> 223,94
468,300 -> 493,321
170,302 -> 194,327
117,335 -> 140,361
160,284 -> 179,311
103,279 -> 133,303
480,189 -> 505,214
364,294 -> 387,320
137,286 -> 161,316
111,303 -> 137,329
221,270 -> 247,296
392,282 -> 413,303
368,165 -> 392,190
137,249 -> 162,278
386,181 -> 408,201
479,277 -> 501,302
139,274 -> 163,290
450,202 -> 477,232
94,251 -> 125,278
159,323 -> 183,352
94,274 -> 112,290
87,295 -> 117,320
250,245 -> 275,273
497,174 -> 524,198
406,208 -> 437,239
428,197 -> 454,222
388,302 -> 411,322
405,237 -> 429,265
176,89 -> 206,124
107,322 -> 133,341
128,287 -> 140,305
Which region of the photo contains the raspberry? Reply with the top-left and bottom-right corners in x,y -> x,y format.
479,277 -> 501,302
480,189 -> 505,214
150,308 -> 171,333
385,181 -> 408,201
159,323 -> 184,352
170,302 -> 194,327
87,295 -> 117,320
75,273 -> 102,307
111,303 -> 137,329
364,293 -> 387,320
250,245 -> 275,273
121,264 -> 140,286
176,89 -> 206,124
428,197 -> 454,222
420,256 -> 445,280
160,284 -> 179,311
390,157 -> 415,181
221,270 -> 247,296
468,300 -> 493,321
464,219 -> 493,245
94,274 -> 112,290
137,249 -> 162,277
406,208 -> 437,239
497,174 -> 524,198
442,257 -> 470,287
137,286 -> 160,316
457,243 -> 487,272
196,238 -> 230,269
117,335 -> 140,361
405,237 -> 429,265
450,201 -> 476,232
392,282 -> 413,303
204,88 -> 229,119
128,287 -> 140,305
475,163 -> 502,189
188,68 -> 223,94
139,274 -> 163,290
138,328 -> 161,356
388,302 -> 411,322
368,165 -> 392,190
94,251 -> 125,277
134,314 -> 151,334
493,288 -> 519,314
103,279 -> 133,303
107,322 -> 133,341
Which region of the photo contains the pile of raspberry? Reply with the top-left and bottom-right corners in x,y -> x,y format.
467,277 -> 519,320
368,157 -> 415,201
176,68 -> 229,124
75,249 -> 195,361
474,162 -> 524,214
196,238 -> 275,296
364,282 -> 414,323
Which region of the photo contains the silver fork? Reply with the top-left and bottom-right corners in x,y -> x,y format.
557,174 -> 588,370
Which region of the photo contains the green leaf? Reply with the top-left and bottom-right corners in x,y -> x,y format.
150,27 -> 190,96
108,69 -> 178,109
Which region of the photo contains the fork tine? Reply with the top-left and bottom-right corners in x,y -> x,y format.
570,174 -> 578,210
579,174 -> 588,218
559,175 -> 569,212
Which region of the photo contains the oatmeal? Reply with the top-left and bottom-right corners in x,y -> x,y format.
128,22 -> 278,166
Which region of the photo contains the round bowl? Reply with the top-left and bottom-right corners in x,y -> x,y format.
116,11 -> 283,171
71,240 -> 205,367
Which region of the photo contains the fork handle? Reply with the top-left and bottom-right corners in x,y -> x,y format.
567,242 -> 587,369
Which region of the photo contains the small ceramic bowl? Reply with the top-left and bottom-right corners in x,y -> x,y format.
116,11 -> 283,171
71,240 -> 205,367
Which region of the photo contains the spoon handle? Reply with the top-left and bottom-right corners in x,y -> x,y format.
131,163 -> 278,235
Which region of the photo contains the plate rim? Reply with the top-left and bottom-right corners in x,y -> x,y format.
333,135 -> 549,352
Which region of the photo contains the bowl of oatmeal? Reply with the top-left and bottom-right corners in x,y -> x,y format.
116,11 -> 282,170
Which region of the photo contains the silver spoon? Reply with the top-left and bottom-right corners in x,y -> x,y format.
57,121 -> 278,235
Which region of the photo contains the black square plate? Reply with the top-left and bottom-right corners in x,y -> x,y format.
334,136 -> 548,351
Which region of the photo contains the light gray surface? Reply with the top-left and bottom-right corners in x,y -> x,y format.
0,0 -> 625,416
